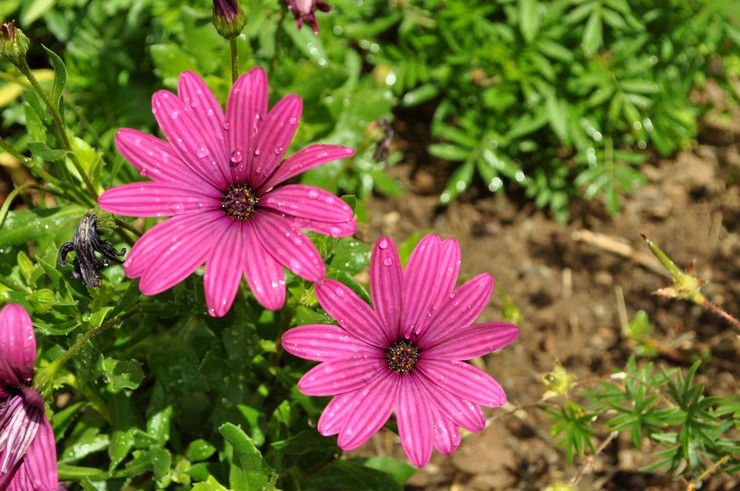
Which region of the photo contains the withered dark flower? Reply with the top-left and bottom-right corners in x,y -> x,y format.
284,0 -> 332,36
58,213 -> 126,287
0,20 -> 30,66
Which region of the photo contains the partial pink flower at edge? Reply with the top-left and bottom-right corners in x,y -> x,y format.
284,0 -> 332,35
0,304 -> 58,491
281,234 -> 520,467
98,68 -> 356,317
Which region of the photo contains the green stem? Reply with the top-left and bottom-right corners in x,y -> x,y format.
229,37 -> 239,83
17,57 -> 99,204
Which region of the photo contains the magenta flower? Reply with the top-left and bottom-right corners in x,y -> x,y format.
98,68 -> 356,316
0,304 -> 58,490
281,234 -> 519,467
284,0 -> 331,35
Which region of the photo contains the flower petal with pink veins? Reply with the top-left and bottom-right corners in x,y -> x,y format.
261,185 -> 355,235
6,416 -> 57,491
417,371 -> 485,431
152,90 -> 230,190
418,273 -> 493,349
401,234 -> 441,337
0,304 -> 35,385
241,221 -> 286,310
281,324 -> 382,361
429,403 -> 461,456
115,129 -> 203,187
252,212 -> 324,281
298,356 -> 387,396
335,371 -> 397,450
125,213 -> 224,295
418,359 -> 507,408
226,67 -> 268,185
177,71 -> 227,167
370,237 -> 402,341
203,222 -> 246,317
98,182 -> 220,217
250,94 -> 302,190
315,279 -> 389,349
396,376 -> 434,467
424,323 -> 520,360
259,144 -> 355,192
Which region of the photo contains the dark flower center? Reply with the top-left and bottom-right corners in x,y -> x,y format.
385,340 -> 420,374
221,184 -> 259,220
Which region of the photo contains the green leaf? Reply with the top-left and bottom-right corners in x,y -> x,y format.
42,45 -> 67,111
401,83 -> 439,107
28,141 -> 68,161
428,143 -> 470,162
440,159 -> 474,204
271,430 -> 339,455
310,459 -> 404,491
185,439 -> 217,462
519,0 -> 540,43
0,206 -> 86,248
103,358 -> 145,391
582,10 -> 603,57
219,423 -> 275,490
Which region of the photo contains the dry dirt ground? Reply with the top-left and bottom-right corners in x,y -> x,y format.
353,110 -> 740,490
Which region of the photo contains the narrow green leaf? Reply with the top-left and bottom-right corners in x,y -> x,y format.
41,45 -> 67,111
582,10 -> 603,56
519,0 -> 540,42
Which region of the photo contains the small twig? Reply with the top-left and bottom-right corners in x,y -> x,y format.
684,454 -> 733,491
570,431 -> 619,485
572,230 -> 667,276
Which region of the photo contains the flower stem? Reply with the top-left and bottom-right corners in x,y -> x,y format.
698,298 -> 739,328
17,57 -> 98,205
229,37 -> 239,83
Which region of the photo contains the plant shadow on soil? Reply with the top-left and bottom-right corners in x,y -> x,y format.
352,101 -> 739,490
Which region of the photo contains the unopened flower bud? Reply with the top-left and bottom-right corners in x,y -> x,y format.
0,20 -> 30,66
541,361 -> 575,400
212,0 -> 247,39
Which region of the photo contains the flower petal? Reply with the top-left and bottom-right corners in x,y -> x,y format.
425,323 -> 519,360
98,182 -> 220,217
417,370 -> 485,431
434,238 -> 461,309
124,212 -> 224,295
0,304 -> 35,385
315,279 -> 388,349
114,129 -> 202,186
335,370 -> 397,450
370,237 -> 402,342
177,71 -> 227,166
281,324 -> 381,361
250,94 -> 302,190
241,221 -> 286,310
252,212 -> 324,282
396,376 -> 434,467
417,359 -> 507,407
261,185 -> 356,237
203,221 -> 245,317
152,90 -> 230,191
429,403 -> 461,456
226,67 -> 268,185
0,395 -> 41,484
6,413 -> 57,491
298,356 -> 386,396
259,144 -> 355,192
401,234 -> 441,337
418,273 -> 493,349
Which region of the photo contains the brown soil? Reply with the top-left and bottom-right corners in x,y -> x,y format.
354,103 -> 740,490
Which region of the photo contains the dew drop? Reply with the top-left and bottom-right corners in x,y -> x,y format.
206,108 -> 214,116
274,146 -> 284,155
289,116 -> 297,124
254,148 -> 261,156
329,226 -> 342,237
378,238 -> 389,250
190,101 -> 198,108
383,257 -> 393,267
255,165 -> 262,174
223,121 -> 231,131
196,146 -> 209,158
139,168 -> 149,177
170,109 -> 181,120
308,190 -> 319,199
230,150 -> 243,165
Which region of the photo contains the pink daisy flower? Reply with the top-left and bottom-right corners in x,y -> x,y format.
99,68 -> 356,316
281,234 -> 519,467
0,304 -> 58,490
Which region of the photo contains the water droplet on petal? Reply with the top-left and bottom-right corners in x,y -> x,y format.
289,116 -> 297,124
223,121 -> 231,130
170,109 -> 180,120
206,108 -> 214,116
139,168 -> 149,177
378,238 -> 389,250
254,148 -> 261,156
190,100 -> 198,108
383,257 -> 393,266
308,190 -> 319,199
196,146 -> 209,158
230,150 -> 243,166
274,146 -> 283,155
329,226 -> 342,237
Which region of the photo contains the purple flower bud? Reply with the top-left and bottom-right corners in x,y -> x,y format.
212,0 -> 247,39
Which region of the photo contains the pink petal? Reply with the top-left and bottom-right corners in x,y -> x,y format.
152,90 -> 230,191
203,222 -> 245,317
417,359 -> 507,408
424,323 -> 519,360
370,237 -> 402,342
124,212 -> 224,295
418,273 -> 493,349
0,304 -> 35,385
401,234 -> 441,338
260,185 -> 356,238
396,376 -> 434,467
428,404 -> 461,456
297,356 -> 387,396
177,71 -> 227,166
225,67 -> 268,185
315,279 -> 389,349
7,414 -> 57,491
114,129 -> 203,186
335,371 -> 398,450
241,221 -> 286,310
281,324 -> 382,361
98,182 -> 220,217
0,395 -> 41,487
258,144 -> 355,192
417,371 -> 485,431
250,94 -> 303,190
252,212 -> 324,282
433,238 -> 461,309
